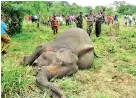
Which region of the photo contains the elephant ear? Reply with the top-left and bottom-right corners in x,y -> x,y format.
78,44 -> 94,56
56,51 -> 78,65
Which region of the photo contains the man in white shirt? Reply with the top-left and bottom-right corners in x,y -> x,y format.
128,14 -> 133,27
59,15 -> 63,25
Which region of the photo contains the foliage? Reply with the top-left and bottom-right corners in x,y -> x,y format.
94,6 -> 105,13
1,1 -> 136,98
1,2 -> 28,35
1,1 -> 136,35
118,4 -> 136,15
1,17 -> 136,98
105,7 -> 114,15
113,1 -> 126,8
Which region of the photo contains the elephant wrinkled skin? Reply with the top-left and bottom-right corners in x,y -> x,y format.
21,28 -> 94,98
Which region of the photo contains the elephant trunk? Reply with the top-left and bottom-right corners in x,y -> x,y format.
36,71 -> 65,98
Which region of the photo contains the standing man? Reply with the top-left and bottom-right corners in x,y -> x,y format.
48,16 -> 52,26
51,15 -> 59,35
27,15 -> 32,23
95,11 -> 102,37
124,14 -> 128,26
59,15 -> 63,25
75,12 -> 83,29
114,14 -> 118,23
100,10 -> 105,24
70,15 -> 75,25
66,15 -> 70,25
1,15 -> 11,54
128,14 -> 133,27
85,9 -> 95,36
106,15 -> 113,25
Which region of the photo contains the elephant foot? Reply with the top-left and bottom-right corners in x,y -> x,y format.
51,92 -> 66,98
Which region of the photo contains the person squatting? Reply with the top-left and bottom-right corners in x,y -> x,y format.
1,15 -> 11,55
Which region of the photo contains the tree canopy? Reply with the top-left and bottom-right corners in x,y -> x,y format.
1,1 -> 136,35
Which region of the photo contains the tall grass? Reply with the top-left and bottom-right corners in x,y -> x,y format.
2,20 -> 136,98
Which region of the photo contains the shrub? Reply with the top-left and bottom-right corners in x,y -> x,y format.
1,2 -> 28,35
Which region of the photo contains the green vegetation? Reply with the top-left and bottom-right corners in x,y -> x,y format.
2,18 -> 136,98
1,1 -> 136,35
1,1 -> 136,98
1,2 -> 28,35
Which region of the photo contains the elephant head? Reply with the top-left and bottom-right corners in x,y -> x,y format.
36,48 -> 78,70
36,48 -> 78,98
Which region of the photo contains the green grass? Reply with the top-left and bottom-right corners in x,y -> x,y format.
2,19 -> 136,98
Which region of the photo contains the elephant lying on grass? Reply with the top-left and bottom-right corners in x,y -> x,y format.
21,28 -> 95,98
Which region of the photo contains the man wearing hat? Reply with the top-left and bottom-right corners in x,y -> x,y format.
85,9 -> 95,36
75,12 -> 83,29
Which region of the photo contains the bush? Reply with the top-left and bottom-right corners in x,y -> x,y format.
1,2 -> 28,35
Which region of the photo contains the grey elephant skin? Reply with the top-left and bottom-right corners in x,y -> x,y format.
21,28 -> 94,98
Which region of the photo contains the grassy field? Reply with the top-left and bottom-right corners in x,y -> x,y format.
1,19 -> 136,98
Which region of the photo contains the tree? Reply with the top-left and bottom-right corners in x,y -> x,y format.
94,6 -> 105,13
105,7 -> 114,15
1,1 -> 28,35
117,4 -> 136,15
113,1 -> 126,8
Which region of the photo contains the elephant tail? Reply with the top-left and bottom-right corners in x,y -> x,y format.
94,51 -> 102,58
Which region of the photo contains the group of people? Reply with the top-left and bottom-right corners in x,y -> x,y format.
46,15 -> 64,26
46,15 -> 75,35
26,10 -> 119,37
124,14 -> 136,26
104,13 -> 136,27
65,15 -> 75,25
46,15 -> 75,26
74,10 -> 105,37
2,9 -> 136,55
43,9 -> 105,36
27,15 -> 40,23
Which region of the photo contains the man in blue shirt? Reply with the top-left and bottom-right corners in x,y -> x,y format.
1,15 -> 11,54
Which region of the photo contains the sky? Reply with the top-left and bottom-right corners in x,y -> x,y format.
67,0 -> 136,7
1,0 -> 136,7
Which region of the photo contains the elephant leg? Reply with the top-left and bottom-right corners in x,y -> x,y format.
36,71 -> 65,98
21,44 -> 46,65
87,29 -> 90,36
78,50 -> 94,69
36,64 -> 78,98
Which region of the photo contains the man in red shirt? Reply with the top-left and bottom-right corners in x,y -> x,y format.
27,16 -> 32,23
66,15 -> 70,25
51,15 -> 59,35
106,15 -> 113,25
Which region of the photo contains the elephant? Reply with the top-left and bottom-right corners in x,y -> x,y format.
21,28 -> 94,98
